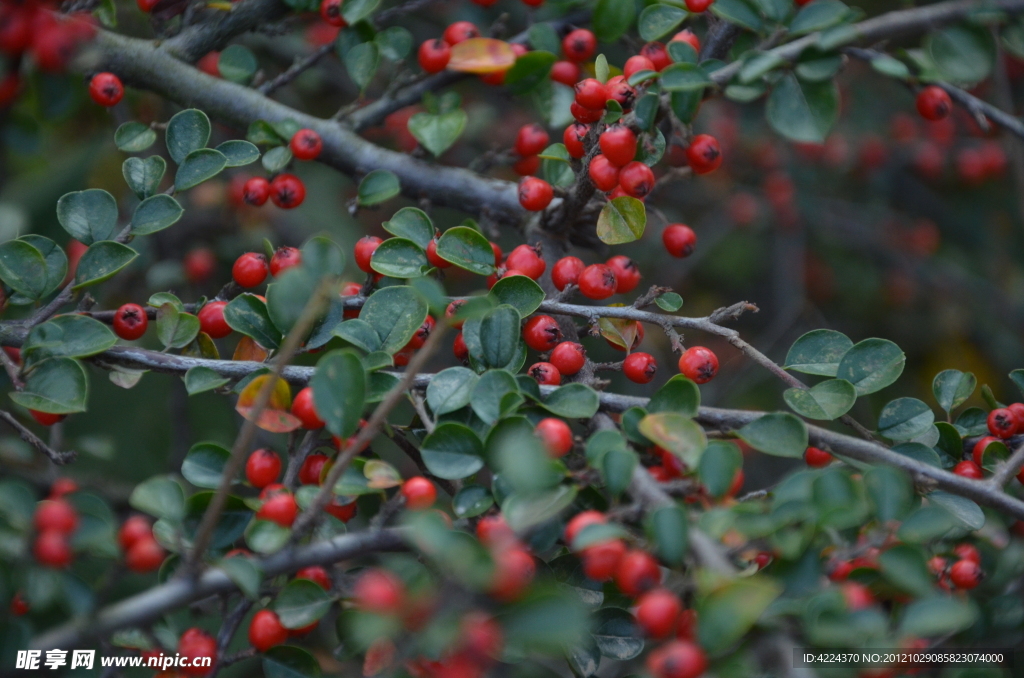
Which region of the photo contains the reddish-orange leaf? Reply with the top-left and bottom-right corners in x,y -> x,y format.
447,38 -> 516,74
237,374 -> 292,410
233,335 -> 269,362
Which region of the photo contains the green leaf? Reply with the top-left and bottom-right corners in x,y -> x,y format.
788,0 -> 849,35
893,441 -> 942,468
639,412 -> 707,467
932,369 -> 976,414
470,369 -> 518,424
595,53 -> 609,83
660,62 -> 712,91
668,40 -> 698,64
11,357 -> 88,414
382,207 -> 433,249
503,485 -> 577,532
865,466 -> 913,523
245,519 -> 290,554
225,294 -> 282,349
216,140 -> 260,167
878,397 -> 934,442
427,367 -> 478,415
592,0 -> 636,43
565,636 -> 601,677
114,121 -> 156,153
166,109 -> 211,165
131,194 -> 182,235
128,475 -> 185,521
333,319 -> 382,353
14,235 -> 66,301
421,422 -> 485,479
157,304 -> 201,349
710,0 -> 763,32
370,237 -> 427,278
175,149 -> 227,191
529,23 -> 561,55
647,504 -> 688,566
73,241 -> 138,289
699,440 -> 742,498
247,120 -> 287,146
603,448 -> 638,498
586,429 -> 627,467
878,544 -> 934,598
783,379 -> 856,420
897,505 -> 956,543
928,491 -> 985,530
123,156 -> 167,199
639,4 -> 687,41
795,52 -> 843,82
766,73 -> 839,143
489,275 -> 545,317
926,24 -> 995,85
408,110 -> 467,156
869,53 -> 910,80
358,169 -> 400,206
184,366 -> 230,394
266,267 -> 317,335
835,338 -> 905,395
739,52 -> 786,83
453,484 -> 493,518
655,292 -> 683,312
374,26 -> 412,61
342,0 -> 380,24
0,239 -> 48,299
310,349 -> 366,438
435,226 -> 495,275
263,646 -> 322,678
697,577 -> 781,654
22,315 -> 116,367
540,383 -> 599,419
301,236 -> 346,280
218,555 -> 262,599
505,51 -> 557,95
181,442 -> 231,489
56,189 -> 118,245
596,197 -> 646,245
273,579 -> 332,629
262,146 -> 293,174
648,375 -> 700,417
359,285 -> 429,354
592,607 -> 644,660
218,44 -> 258,84
479,305 -> 521,370
737,412 -> 807,457
489,416 -> 559,493
899,597 -> 978,638
670,89 -> 702,124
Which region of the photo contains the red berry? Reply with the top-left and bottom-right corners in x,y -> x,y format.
574,78 -> 606,110
232,252 -> 269,287
523,315 -> 563,352
513,155 -> 540,176
489,547 -> 535,601
198,301 -> 231,339
34,530 -> 72,568
588,154 -> 621,192
529,362 -> 561,385
582,538 -> 626,580
31,26 -> 76,73
514,124 -> 550,157
535,417 -> 573,457
562,28 -> 596,62
325,498 -> 357,523
600,126 -> 638,168
687,134 -> 722,174
453,332 -> 469,361
646,640 -> 707,678
606,255 -> 640,293
290,129 -> 323,161
126,535 -> 165,572
245,449 -> 281,488
355,568 -> 405,613
0,8 -> 32,55
804,446 -> 832,468
320,0 -> 346,26
949,559 -> 982,589
684,0 -> 714,11
10,591 -> 28,616
623,352 -> 657,384
113,303 -> 148,340
50,477 -> 77,499
401,476 -> 437,510
551,60 -> 580,86
291,387 -> 324,430
605,76 -> 637,111
270,173 -> 305,209
249,609 -> 288,652
640,42 -> 671,71
270,246 -> 302,277
443,21 -> 479,45
663,224 -> 697,257
563,125 -> 589,161
257,492 -> 298,527
34,499 -> 78,534
615,549 -> 661,597
505,243 -> 547,279
987,407 -> 1017,438
624,55 -> 656,79
243,177 -> 271,206
565,510 -> 606,545
972,435 -> 998,465
518,177 -> 553,211
552,256 -> 585,290
403,315 -> 435,351
178,628 -> 217,676
423,239 -> 448,269
30,409 -> 66,426
490,242 -> 503,266
418,39 -> 451,73
1008,402 -> 1024,427
952,543 -> 981,564
578,263 -> 618,300
118,515 -> 151,550
88,72 -> 124,107
678,346 -> 718,384
184,247 -> 216,282
549,341 -> 586,375
636,589 -> 682,638
916,86 -> 951,121
619,161 -> 655,198
299,453 -> 329,485
570,101 -> 603,123
670,29 -> 701,54
296,565 -> 332,590
953,460 -> 984,479
354,235 -> 383,273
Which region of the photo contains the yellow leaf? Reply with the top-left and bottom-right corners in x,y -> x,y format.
447,38 -> 516,74
598,316 -> 642,351
236,374 -> 301,433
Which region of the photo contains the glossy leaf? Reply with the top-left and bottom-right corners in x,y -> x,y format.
122,156 -> 167,199
926,24 -> 995,85
835,338 -> 905,395
505,51 -> 557,94
697,577 -> 781,653
0,239 -> 47,299
129,475 -> 185,521
310,349 -> 366,438
359,285 -> 429,354
788,0 -> 849,35
648,375 -> 700,417
175,149 -> 227,191
592,607 -> 644,660
225,294 -> 282,349
382,207 -> 433,249
470,369 -> 519,424
421,422 -> 485,479
699,440 -> 743,498
156,304 -> 200,349
766,73 -> 839,143
479,305 -> 522,369
274,579 -> 332,629
638,412 -> 707,467
541,383 -> 600,419
737,412 -> 807,457
184,366 -> 230,395
166,109 -> 211,165
131,195 -> 183,235
22,315 -> 116,366
592,0 -> 636,43
181,442 -> 231,489
56,189 -> 118,245
660,62 -> 712,91
489,273 -> 545,316
358,169 -> 401,206
216,140 -> 260,167
218,44 -> 258,84
453,484 -> 493,518
638,4 -> 687,41
436,226 -> 495,275
408,110 -> 467,157
11,357 -> 88,414
932,369 -> 976,414
114,121 -> 156,153
783,379 -> 856,420
596,197 -> 646,245
370,237 -> 427,278
877,397 -> 934,442
73,241 -> 138,289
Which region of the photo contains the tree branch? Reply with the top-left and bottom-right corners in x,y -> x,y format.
0,409 -> 76,465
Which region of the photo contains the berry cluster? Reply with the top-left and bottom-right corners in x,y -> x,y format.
957,401 -> 1024,482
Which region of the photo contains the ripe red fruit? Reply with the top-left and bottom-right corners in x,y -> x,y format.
551,60 -> 580,86
88,72 -> 124,107
249,609 -> 288,652
949,559 -> 982,589
319,0 -> 346,26
571,101 -> 603,124
179,628 -> 217,676
987,407 -> 1017,438
804,446 -> 832,468
518,177 -> 553,211
354,235 -> 383,272
624,55 -> 656,79
198,301 -> 231,339
296,565 -> 331,590
404,315 -> 435,351
270,173 -> 306,209
954,460 -> 984,479
563,123 -> 588,159
574,78 -> 607,110
489,547 -> 535,601
684,0 -> 714,11
535,417 -> 573,457
30,409 -> 66,426
513,155 -> 540,176
490,242 -> 503,266
578,263 -> 618,300
678,346 -> 718,384
662,224 -> 697,257
523,315 -> 563,352
184,247 -> 216,282
49,477 -> 76,498
325,498 -> 357,523
640,42 -> 671,72
126,535 -> 165,572
686,134 -> 723,174
623,352 -> 657,384
257,492 -> 298,527
291,387 -> 324,429
34,530 -> 72,568
550,341 -> 586,375
243,177 -> 271,206
118,515 -> 151,550
670,29 -> 701,54
10,591 -> 28,616
418,39 -> 451,74
453,332 -> 469,361
565,510 -> 606,545
113,303 -> 148,340
355,568 -> 406,613
34,499 -> 78,534
443,21 -> 479,45
425,239 -> 450,269
552,256 -> 585,290
401,476 -> 437,510
646,640 -> 707,678
290,129 -> 323,161
619,161 -> 655,198
232,253 -> 269,287
562,28 -> 596,62
582,538 -> 626,580
916,86 -> 952,121
588,154 -> 621,192
245,449 -> 281,488
636,589 -> 682,638
972,435 -> 998,465
615,549 -> 662,597
529,362 -> 561,385
605,76 -> 637,111
476,514 -> 516,548
606,255 -> 640,293
514,124 -> 550,157
953,543 -> 981,564
299,453 -> 329,485
505,243 -> 547,279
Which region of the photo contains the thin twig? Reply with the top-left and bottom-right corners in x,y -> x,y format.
0,409 -> 75,464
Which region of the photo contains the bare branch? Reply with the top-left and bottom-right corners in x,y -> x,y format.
0,409 -> 76,465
